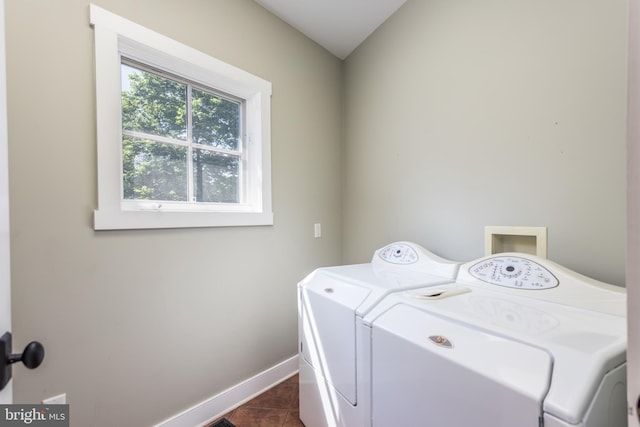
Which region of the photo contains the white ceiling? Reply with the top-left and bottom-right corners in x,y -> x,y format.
254,0 -> 407,59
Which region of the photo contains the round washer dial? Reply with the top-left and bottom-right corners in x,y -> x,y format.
469,256 -> 558,290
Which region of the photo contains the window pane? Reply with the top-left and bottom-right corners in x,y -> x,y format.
192,88 -> 241,150
123,137 -> 188,201
121,64 -> 187,140
192,149 -> 239,203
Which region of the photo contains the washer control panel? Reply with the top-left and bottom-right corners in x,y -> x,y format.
372,242 -> 460,279
377,243 -> 419,264
469,256 -> 559,290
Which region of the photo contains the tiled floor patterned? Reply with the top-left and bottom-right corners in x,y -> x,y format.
206,374 -> 304,427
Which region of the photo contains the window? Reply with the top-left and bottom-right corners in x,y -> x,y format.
121,61 -> 244,206
90,5 -> 273,230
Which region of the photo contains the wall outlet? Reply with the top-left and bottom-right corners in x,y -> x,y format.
43,393 -> 66,405
314,223 -> 322,238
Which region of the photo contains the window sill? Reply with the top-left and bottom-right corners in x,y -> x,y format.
93,208 -> 274,230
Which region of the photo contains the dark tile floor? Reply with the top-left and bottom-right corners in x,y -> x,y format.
207,374 -> 304,427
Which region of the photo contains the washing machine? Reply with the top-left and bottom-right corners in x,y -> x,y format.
298,242 -> 460,427
363,252 -> 627,427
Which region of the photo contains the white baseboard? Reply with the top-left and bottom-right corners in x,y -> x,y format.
155,355 -> 299,427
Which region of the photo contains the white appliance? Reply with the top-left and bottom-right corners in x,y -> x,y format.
363,253 -> 627,427
298,242 -> 460,427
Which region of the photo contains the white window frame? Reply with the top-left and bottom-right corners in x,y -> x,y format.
90,4 -> 273,230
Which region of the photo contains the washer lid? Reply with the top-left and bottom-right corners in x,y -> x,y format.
366,283 -> 626,424
371,304 -> 552,426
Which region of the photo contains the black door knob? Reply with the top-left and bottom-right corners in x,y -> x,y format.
8,341 -> 44,369
0,332 -> 45,391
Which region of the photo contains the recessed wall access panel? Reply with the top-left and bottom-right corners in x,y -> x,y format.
485,226 -> 547,258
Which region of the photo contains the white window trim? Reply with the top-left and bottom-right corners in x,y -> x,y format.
90,4 -> 273,230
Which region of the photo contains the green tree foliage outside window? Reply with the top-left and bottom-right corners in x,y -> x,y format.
121,62 -> 242,204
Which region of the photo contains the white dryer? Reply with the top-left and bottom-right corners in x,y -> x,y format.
298,242 -> 460,427
363,253 -> 627,427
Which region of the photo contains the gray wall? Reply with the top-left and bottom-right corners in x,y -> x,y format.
343,0 -> 628,285
6,1 -> 342,425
